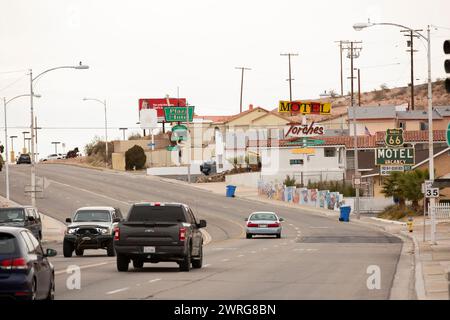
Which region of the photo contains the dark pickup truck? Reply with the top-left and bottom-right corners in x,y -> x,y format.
113,202 -> 207,272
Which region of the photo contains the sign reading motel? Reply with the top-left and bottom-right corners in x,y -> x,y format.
284,122 -> 325,138
279,101 -> 331,115
375,148 -> 415,165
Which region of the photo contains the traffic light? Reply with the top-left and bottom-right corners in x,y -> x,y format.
445,40 -> 450,93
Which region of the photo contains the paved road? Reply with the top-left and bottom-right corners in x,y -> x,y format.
0,164 -> 402,299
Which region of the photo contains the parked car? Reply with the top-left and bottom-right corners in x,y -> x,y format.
245,212 -> 284,239
63,207 -> 123,257
0,227 -> 57,300
0,207 -> 42,240
200,160 -> 216,176
16,154 -> 31,165
114,202 -> 207,272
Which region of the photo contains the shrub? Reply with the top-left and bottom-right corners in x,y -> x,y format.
377,204 -> 418,221
125,145 -> 147,170
84,137 -> 113,164
284,175 -> 296,187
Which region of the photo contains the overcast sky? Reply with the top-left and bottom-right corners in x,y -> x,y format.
1,0 -> 450,157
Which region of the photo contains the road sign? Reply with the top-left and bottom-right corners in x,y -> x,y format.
380,165 -> 409,176
425,188 -> 439,198
140,109 -> 158,129
164,106 -> 194,122
385,129 -> 404,147
375,147 -> 415,165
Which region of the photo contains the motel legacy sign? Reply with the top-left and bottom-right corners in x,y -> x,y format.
375,148 -> 415,165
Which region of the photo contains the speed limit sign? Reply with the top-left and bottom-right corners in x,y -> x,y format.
425,188 -> 439,198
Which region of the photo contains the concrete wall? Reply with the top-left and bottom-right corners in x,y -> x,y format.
113,137 -> 169,153
225,172 -> 261,188
146,163 -> 201,176
261,147 -> 345,183
112,153 -> 125,171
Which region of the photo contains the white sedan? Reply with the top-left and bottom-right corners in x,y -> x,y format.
245,212 -> 284,239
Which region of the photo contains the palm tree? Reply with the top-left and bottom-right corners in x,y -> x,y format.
401,169 -> 429,210
381,171 -> 406,207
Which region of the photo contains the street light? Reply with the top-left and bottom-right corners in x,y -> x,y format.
22,131 -> 29,153
119,128 -> 128,141
51,141 -> 61,154
29,63 -> 89,207
354,21 -> 436,243
3,94 -> 40,200
82,98 -> 108,167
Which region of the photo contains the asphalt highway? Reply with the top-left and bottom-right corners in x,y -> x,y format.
0,164 -> 402,299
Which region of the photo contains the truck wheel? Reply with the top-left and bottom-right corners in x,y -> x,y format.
107,241 -> 115,257
63,240 -> 73,258
75,248 -> 84,256
246,233 -> 252,239
179,247 -> 191,272
133,260 -> 144,269
192,245 -> 203,269
117,254 -> 129,272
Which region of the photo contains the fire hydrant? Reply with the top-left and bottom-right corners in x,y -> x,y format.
407,217 -> 414,233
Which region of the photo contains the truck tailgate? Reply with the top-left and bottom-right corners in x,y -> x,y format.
118,221 -> 181,246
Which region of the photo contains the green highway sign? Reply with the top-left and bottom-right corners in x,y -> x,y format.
376,147 -> 415,165
164,106 -> 194,122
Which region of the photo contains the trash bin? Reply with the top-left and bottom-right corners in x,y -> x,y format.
226,185 -> 237,198
339,206 -> 351,222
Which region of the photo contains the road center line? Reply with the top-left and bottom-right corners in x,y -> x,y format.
106,287 -> 129,295
148,278 -> 161,283
55,262 -> 109,275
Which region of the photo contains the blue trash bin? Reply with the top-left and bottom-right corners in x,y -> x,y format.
226,185 -> 237,197
339,206 -> 351,222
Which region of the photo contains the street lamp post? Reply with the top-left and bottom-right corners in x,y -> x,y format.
119,128 -> 128,141
29,63 -> 89,207
51,141 -> 61,154
3,94 -> 40,200
82,98 -> 108,168
354,21 -> 436,243
22,131 -> 29,153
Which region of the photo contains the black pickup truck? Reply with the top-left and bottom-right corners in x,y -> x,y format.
113,202 -> 207,272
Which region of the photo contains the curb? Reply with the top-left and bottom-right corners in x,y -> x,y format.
402,230 -> 427,300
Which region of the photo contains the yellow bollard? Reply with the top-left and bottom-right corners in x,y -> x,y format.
407,217 -> 414,233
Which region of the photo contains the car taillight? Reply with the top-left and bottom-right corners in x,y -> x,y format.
179,227 -> 186,241
0,258 -> 28,270
268,223 -> 280,228
114,227 -> 120,241
247,222 -> 258,227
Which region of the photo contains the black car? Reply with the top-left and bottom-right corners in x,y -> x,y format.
114,202 -> 206,272
16,154 -> 31,164
0,207 -> 42,240
0,227 -> 57,300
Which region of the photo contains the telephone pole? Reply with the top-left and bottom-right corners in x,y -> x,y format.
343,41 -> 363,220
280,53 -> 298,101
401,29 -> 422,110
335,41 -> 348,96
235,67 -> 251,113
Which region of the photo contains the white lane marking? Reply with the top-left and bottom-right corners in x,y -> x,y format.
309,226 -> 329,229
237,254 -> 244,258
273,245 -> 279,248
221,258 -> 230,262
148,278 -> 161,283
250,251 -> 256,254
294,227 -> 299,230
289,224 -> 294,226
262,248 -> 268,251
106,287 -> 129,295
203,264 -> 211,268
55,262 -> 109,275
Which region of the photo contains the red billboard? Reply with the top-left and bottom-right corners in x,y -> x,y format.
139,98 -> 187,122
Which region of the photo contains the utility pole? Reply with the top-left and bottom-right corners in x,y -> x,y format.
356,68 -> 361,106
401,29 -> 422,110
280,53 -> 299,101
35,116 -> 42,160
343,41 -> 363,220
10,136 -> 17,162
335,41 -> 348,96
235,67 -> 251,114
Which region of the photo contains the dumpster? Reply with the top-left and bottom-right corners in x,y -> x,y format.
226,185 -> 237,197
339,206 -> 351,222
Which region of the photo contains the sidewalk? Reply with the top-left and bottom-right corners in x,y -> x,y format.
161,178 -> 450,300
0,196 -> 66,243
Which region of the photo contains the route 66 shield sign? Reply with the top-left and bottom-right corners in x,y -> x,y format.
385,129 -> 404,147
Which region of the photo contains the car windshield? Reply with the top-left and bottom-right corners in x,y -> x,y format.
249,213 -> 277,221
20,155 -> 30,160
73,210 -> 111,222
0,233 -> 17,255
0,208 -> 25,222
